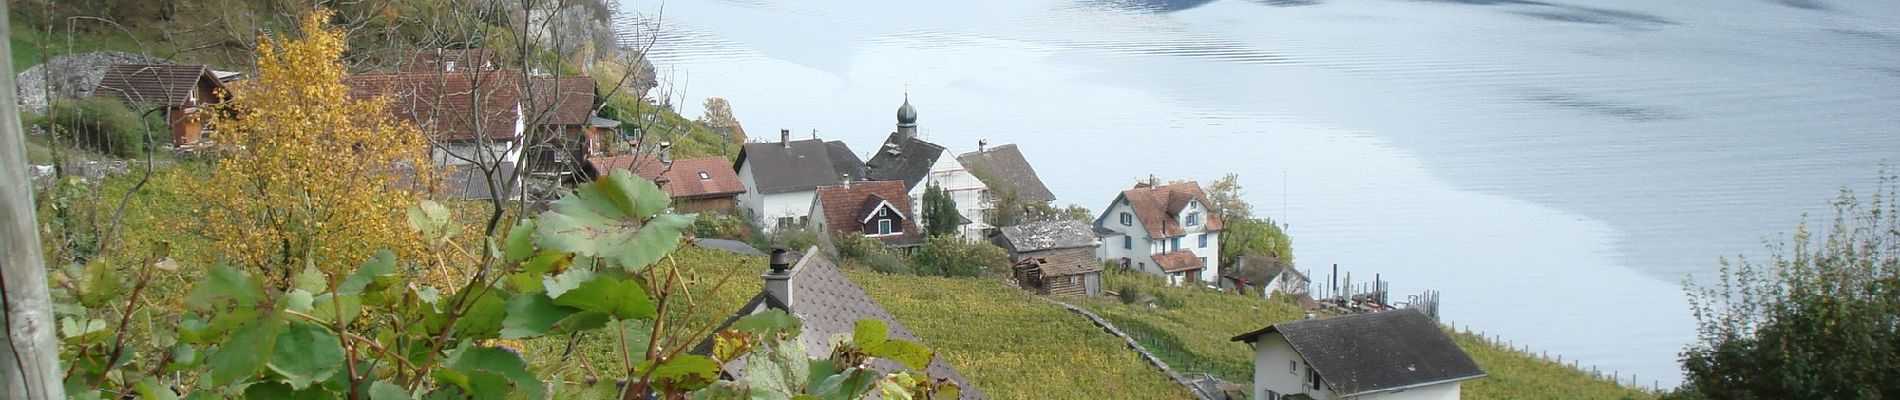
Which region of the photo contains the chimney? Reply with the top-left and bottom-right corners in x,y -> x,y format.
764,248 -> 795,307
780,128 -> 791,148
842,173 -> 852,188
978,138 -> 987,152
810,128 -> 818,140
1148,174 -> 1159,189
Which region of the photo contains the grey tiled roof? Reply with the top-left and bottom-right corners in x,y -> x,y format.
826,140 -> 868,182
1232,309 -> 1485,397
696,250 -> 986,399
865,133 -> 945,191
956,144 -> 1054,203
738,139 -> 864,194
997,220 -> 1101,253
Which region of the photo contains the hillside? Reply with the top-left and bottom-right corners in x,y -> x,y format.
1077,270 -> 1660,399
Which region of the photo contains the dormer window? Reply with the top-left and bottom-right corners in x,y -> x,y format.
698,171 -> 711,180
878,220 -> 893,235
1186,212 -> 1201,227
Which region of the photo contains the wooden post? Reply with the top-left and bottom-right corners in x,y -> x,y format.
0,1 -> 67,397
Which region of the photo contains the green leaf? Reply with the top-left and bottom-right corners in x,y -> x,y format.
267,320 -> 346,389
450,289 -> 509,340
311,293 -> 363,326
78,259 -> 121,308
501,291 -> 582,339
853,319 -> 888,348
190,264 -> 264,309
504,220 -> 538,263
549,311 -> 611,335
731,309 -> 801,335
636,354 -> 721,393
439,345 -> 543,400
242,381 -> 331,400
282,290 -> 315,313
552,275 -> 655,320
340,250 -> 398,295
509,250 -> 572,293
408,200 -> 456,241
744,339 -> 810,400
864,339 -> 933,371
535,169 -> 693,272
134,377 -> 179,400
543,267 -> 593,299
207,312 -> 284,386
369,380 -> 413,400
292,265 -> 327,293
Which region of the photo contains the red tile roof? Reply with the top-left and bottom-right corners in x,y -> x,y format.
1121,181 -> 1224,239
344,71 -> 524,141
527,76 -> 595,126
1153,250 -> 1205,273
813,181 -> 921,245
589,155 -> 745,199
93,64 -> 226,106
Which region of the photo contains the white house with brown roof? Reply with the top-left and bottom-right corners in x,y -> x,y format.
1232,310 -> 1485,400
1094,180 -> 1224,286
808,180 -> 923,248
735,129 -> 867,232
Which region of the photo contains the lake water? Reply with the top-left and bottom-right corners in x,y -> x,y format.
615,0 -> 1900,389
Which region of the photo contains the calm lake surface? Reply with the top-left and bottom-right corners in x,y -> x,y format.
617,0 -> 1900,388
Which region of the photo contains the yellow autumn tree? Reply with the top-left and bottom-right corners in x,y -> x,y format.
197,10 -> 433,285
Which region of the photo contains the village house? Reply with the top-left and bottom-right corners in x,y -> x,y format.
344,70 -> 527,166
693,248 -> 987,399
1232,309 -> 1485,400
588,154 -> 745,213
734,129 -> 867,232
522,75 -> 601,175
864,96 -> 991,240
993,220 -> 1104,297
809,180 -> 923,248
957,141 -> 1056,223
91,63 -> 232,148
1095,179 -> 1224,285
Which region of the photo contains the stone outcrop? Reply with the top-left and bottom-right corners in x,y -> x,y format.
15,51 -> 169,114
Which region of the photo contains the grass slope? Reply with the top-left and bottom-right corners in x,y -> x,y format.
1079,270 -> 1657,399
844,267 -> 1194,400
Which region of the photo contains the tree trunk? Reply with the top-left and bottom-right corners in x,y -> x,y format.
0,1 -> 68,398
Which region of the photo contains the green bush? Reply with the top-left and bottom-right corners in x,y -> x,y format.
910,236 -> 1008,278
36,97 -> 151,157
689,211 -> 752,241
835,233 -> 910,274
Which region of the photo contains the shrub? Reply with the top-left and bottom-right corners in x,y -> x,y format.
910,236 -> 1008,277
760,225 -> 818,252
835,233 -> 910,274
36,97 -> 151,157
690,210 -> 752,241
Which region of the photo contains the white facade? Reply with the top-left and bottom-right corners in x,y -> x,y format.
736,161 -> 818,232
1094,194 -> 1221,285
434,104 -> 527,166
1249,332 -> 1464,400
907,154 -> 990,240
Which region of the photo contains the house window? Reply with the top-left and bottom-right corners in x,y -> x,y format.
1200,257 -> 1207,268
1120,212 -> 1132,226
776,217 -> 795,230
1266,390 -> 1280,400
1171,237 -> 1181,251
1186,212 -> 1200,227
698,172 -> 711,180
1122,236 -> 1131,249
878,219 -> 893,235
1308,366 -> 1322,390
1289,360 -> 1298,375
1119,258 -> 1131,269
1199,233 -> 1208,248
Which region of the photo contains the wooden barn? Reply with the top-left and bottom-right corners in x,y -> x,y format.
1011,251 -> 1103,297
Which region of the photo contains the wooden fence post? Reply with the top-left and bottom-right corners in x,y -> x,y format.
0,1 -> 67,397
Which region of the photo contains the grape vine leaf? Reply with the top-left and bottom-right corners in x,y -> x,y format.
267,320 -> 346,389
552,275 -> 655,320
535,169 -> 693,272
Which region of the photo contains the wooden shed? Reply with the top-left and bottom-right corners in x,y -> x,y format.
1011,249 -> 1103,297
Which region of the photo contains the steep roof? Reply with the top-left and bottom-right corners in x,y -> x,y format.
813,181 -> 921,246
996,220 -> 1101,254
1153,250 -> 1205,273
826,141 -> 868,181
440,162 -> 522,200
344,71 -> 524,141
526,76 -> 595,126
1014,248 -> 1102,277
1117,181 -> 1225,239
698,250 -> 987,399
402,49 -> 498,72
956,144 -> 1055,203
92,64 -> 226,106
1232,310 -> 1485,397
589,155 -> 745,199
737,139 -> 865,194
864,132 -> 946,191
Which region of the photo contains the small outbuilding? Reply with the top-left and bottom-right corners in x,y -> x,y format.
92,63 -> 231,148
1231,309 -> 1485,400
994,220 -> 1105,297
